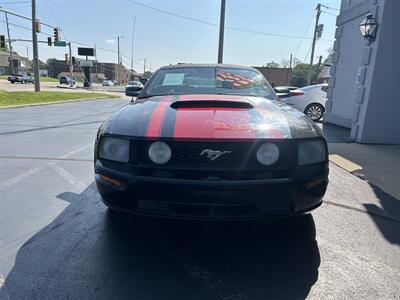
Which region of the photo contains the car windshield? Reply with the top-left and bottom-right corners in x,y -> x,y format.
128,81 -> 139,86
141,67 -> 276,99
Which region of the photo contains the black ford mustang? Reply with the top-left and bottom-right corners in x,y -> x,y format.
94,64 -> 328,220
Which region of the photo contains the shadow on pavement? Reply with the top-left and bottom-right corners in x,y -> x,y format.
321,123 -> 352,143
364,183 -> 400,245
1,183 -> 320,300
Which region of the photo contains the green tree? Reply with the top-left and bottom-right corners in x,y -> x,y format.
143,71 -> 153,78
265,61 -> 280,68
291,63 -> 322,87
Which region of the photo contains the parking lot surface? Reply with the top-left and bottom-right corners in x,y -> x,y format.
1,100 -> 399,299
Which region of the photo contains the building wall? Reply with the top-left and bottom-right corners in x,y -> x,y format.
253,67 -> 293,86
357,0 -> 400,143
324,0 -> 399,144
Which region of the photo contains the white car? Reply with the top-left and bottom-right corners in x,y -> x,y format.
281,84 -> 328,121
102,80 -> 114,86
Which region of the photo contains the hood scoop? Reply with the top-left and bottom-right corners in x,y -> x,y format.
171,100 -> 253,109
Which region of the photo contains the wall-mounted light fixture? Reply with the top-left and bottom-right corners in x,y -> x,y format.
359,13 -> 378,43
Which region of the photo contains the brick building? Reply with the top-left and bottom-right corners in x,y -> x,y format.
253,67 -> 293,87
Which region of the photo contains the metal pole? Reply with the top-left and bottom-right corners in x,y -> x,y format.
117,35 -> 120,84
217,0 -> 226,64
143,58 -> 146,76
286,54 -> 292,85
307,3 -> 321,86
26,46 -> 28,59
68,41 -> 73,76
5,12 -> 14,74
131,16 -> 136,78
0,7 -> 55,28
32,0 -> 40,92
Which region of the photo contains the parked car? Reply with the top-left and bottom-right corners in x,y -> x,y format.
94,64 -> 328,221
274,86 -> 298,98
125,80 -> 144,97
102,80 -> 114,86
7,74 -> 34,84
59,76 -> 75,86
281,84 -> 328,122
139,78 -> 149,86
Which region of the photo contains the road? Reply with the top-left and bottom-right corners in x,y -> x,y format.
0,79 -> 126,98
0,99 -> 399,299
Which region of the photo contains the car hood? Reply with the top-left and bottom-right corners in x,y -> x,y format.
104,94 -> 323,139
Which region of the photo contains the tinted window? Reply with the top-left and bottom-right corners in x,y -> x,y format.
142,67 -> 276,99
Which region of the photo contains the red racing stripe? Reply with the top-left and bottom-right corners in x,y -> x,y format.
145,96 -> 174,138
173,107 -> 256,140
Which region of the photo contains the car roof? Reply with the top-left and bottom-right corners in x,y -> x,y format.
159,63 -> 258,71
298,83 -> 328,90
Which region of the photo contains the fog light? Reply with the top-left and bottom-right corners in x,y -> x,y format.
256,143 -> 279,166
148,141 -> 171,164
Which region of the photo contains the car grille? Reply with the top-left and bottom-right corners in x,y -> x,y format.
136,140 -> 295,172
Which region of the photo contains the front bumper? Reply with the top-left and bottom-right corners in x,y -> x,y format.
94,160 -> 328,221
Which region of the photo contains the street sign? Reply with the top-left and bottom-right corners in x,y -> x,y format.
79,60 -> 93,67
78,47 -> 95,56
54,40 -> 66,47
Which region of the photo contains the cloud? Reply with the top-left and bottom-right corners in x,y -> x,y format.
105,39 -> 116,44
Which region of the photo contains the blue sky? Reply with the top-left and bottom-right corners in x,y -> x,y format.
0,0 -> 340,72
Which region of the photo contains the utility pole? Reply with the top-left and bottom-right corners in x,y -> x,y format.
117,35 -> 123,84
5,12 -> 14,74
286,53 -> 293,85
26,46 -> 29,60
32,0 -> 40,92
68,41 -> 73,74
143,58 -> 146,76
131,16 -> 136,79
307,3 -> 321,86
316,55 -> 323,80
217,0 -> 226,64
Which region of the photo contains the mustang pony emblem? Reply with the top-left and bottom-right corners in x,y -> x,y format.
200,149 -> 232,161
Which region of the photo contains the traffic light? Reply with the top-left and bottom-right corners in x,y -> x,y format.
64,53 -> 68,63
0,35 -> 5,49
35,20 -> 41,33
47,37 -> 52,46
54,28 -> 60,42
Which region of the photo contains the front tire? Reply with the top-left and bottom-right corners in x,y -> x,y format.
305,103 -> 324,122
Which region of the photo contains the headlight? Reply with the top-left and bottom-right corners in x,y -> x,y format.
256,143 -> 280,166
298,140 -> 326,165
148,141 -> 171,164
98,137 -> 130,163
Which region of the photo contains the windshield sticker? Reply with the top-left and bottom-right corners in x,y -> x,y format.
163,73 -> 185,85
216,72 -> 254,89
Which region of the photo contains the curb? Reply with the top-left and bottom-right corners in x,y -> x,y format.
0,96 -> 126,109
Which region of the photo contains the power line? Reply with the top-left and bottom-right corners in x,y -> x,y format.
321,4 -> 339,11
126,0 -> 332,41
293,14 -> 315,58
322,10 -> 338,17
43,0 -> 59,27
0,1 -> 31,4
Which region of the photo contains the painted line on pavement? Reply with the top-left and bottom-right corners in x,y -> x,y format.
0,143 -> 92,190
329,154 -> 362,173
0,156 -> 91,162
48,164 -> 87,191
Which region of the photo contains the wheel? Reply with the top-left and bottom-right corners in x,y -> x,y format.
305,103 -> 324,122
10,81 -> 14,84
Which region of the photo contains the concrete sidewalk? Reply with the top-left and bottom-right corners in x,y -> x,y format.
322,123 -> 400,200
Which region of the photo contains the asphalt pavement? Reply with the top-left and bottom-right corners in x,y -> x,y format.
0,99 -> 399,299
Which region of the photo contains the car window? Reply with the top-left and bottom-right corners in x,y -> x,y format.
321,85 -> 328,93
143,67 -> 276,99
